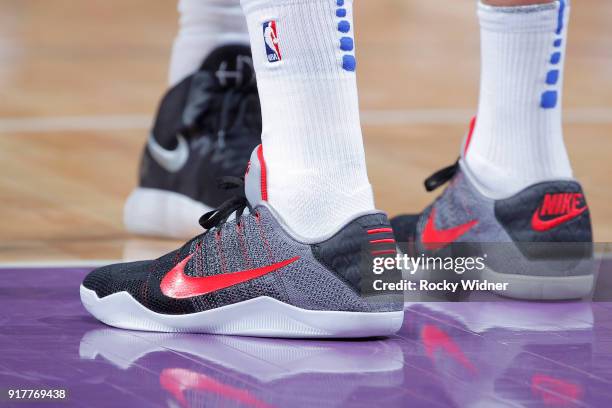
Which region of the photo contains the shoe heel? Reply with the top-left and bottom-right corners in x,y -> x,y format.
490,180 -> 594,300
124,187 -> 211,239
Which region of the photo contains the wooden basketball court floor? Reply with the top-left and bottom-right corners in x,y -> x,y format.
1,0 -> 612,266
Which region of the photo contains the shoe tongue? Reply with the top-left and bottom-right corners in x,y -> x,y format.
199,44 -> 255,88
244,145 -> 269,208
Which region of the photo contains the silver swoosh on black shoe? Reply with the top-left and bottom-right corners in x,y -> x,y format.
147,133 -> 189,173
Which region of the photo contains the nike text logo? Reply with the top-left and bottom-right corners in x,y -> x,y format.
531,193 -> 587,232
147,133 -> 189,173
160,253 -> 300,299
421,208 -> 478,251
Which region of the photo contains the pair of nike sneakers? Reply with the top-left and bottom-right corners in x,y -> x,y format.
80,46 -> 594,338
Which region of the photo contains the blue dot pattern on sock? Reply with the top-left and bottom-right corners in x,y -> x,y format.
340,37 -> 354,51
546,70 -> 559,85
541,1 -> 565,110
556,0 -> 566,35
335,1 -> 356,72
550,52 -> 561,64
338,21 -> 350,33
342,55 -> 356,72
541,91 -> 558,109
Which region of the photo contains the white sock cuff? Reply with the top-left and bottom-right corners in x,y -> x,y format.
176,0 -> 249,43
178,0 -> 245,23
478,1 -> 567,33
241,0 -> 346,13
169,0 -> 249,85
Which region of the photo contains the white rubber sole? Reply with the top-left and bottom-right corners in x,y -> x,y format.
481,267 -> 595,300
80,286 -> 404,338
123,187 -> 213,239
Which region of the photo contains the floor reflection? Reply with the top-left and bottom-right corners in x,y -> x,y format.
403,301 -> 596,407
79,330 -> 406,407
75,300 -> 605,407
4,267 -> 610,407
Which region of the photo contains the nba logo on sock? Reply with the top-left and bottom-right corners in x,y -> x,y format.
263,21 -> 282,63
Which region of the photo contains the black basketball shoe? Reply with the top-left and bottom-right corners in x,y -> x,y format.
82,146 -> 404,338
124,45 -> 262,238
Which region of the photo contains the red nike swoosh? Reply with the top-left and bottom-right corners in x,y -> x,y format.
421,208 -> 478,251
160,253 -> 300,299
531,206 -> 587,232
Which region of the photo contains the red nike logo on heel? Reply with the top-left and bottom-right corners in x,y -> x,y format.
531,193 -> 587,232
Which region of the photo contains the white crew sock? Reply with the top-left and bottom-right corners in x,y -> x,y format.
168,0 -> 249,86
240,0 -> 375,239
463,1 -> 573,199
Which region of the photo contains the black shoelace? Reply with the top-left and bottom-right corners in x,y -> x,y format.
424,159 -> 459,192
198,176 -> 250,230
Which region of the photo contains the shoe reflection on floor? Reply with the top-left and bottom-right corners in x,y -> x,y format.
79,329 -> 406,407
78,300 -> 599,407
405,301 -> 594,407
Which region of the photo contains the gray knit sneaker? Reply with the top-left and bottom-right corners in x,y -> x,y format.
81,145 -> 403,338
392,159 -> 594,300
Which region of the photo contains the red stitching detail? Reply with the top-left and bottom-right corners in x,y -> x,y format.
257,145 -> 268,201
215,231 -> 227,274
237,222 -> 254,269
370,238 -> 396,244
372,249 -> 397,256
463,116 -> 477,157
255,213 -> 274,262
367,228 -> 393,235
